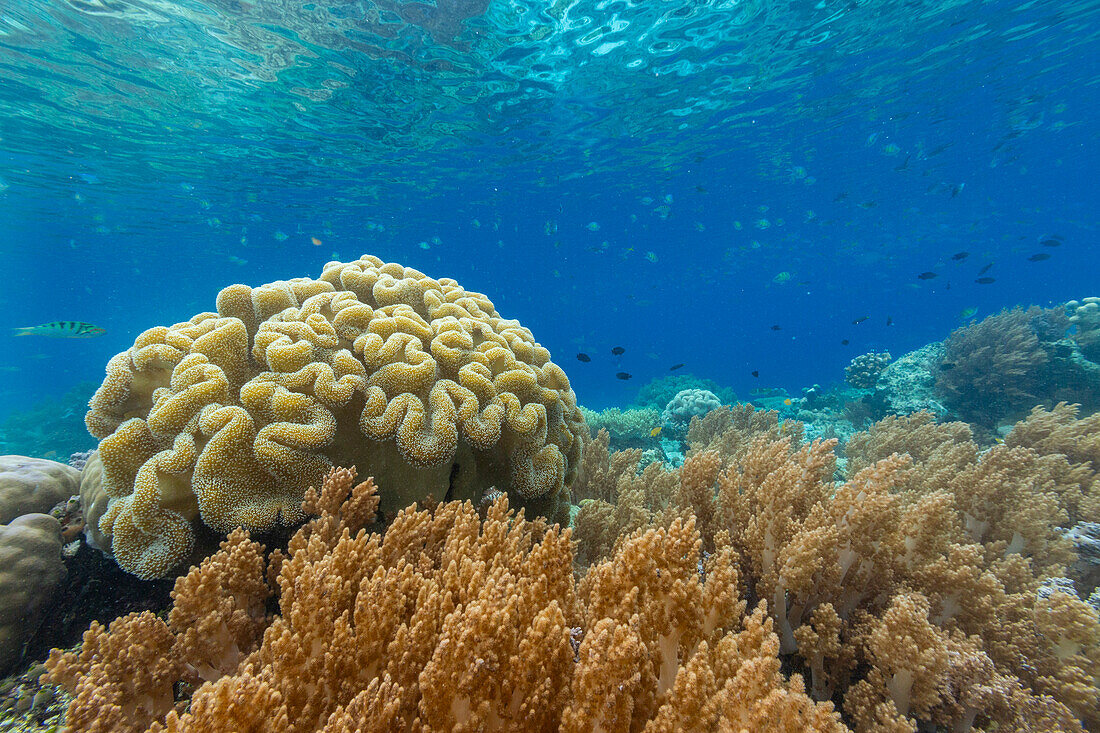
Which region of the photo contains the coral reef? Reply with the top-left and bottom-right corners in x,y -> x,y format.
1064,523 -> 1100,605
0,383 -> 98,460
78,451 -> 111,552
578,405 -> 660,451
633,373 -> 736,413
31,405 -> 1100,732
569,406 -> 1100,731
0,515 -> 65,675
871,342 -> 948,418
0,457 -> 80,675
934,305 -> 1100,428
686,403 -> 803,458
843,351 -> 892,390
1068,297 -> 1100,361
83,254 -> 586,579
660,388 -> 721,437
0,456 -> 81,524
45,467 -> 843,733
68,451 -> 95,471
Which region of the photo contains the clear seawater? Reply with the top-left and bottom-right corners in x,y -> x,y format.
0,0 -> 1097,432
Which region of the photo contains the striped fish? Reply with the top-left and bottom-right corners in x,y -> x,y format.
13,321 -> 105,338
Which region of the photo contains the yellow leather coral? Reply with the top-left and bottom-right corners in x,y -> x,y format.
85,254 -> 586,578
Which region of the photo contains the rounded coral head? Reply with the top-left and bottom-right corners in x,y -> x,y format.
85,254 -> 588,578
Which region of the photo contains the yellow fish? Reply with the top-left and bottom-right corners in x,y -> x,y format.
783,398 -> 793,406
650,426 -> 663,437
14,321 -> 105,338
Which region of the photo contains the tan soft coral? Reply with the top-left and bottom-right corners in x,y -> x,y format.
48,466 -> 840,733
1007,402 -> 1100,523
44,528 -> 271,733
85,254 -> 587,578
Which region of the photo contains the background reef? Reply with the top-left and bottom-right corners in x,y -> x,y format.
1,283 -> 1098,733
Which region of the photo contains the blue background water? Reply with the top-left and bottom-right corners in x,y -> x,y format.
0,0 -> 1096,423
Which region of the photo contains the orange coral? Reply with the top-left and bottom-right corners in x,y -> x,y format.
48,465 -> 841,733
41,403 -> 1100,733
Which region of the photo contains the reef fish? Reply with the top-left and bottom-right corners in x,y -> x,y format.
975,277 -> 996,284
576,353 -> 591,362
669,363 -> 685,371
13,321 -> 105,338
650,426 -> 663,437
917,272 -> 938,280
1027,253 -> 1051,262
611,346 -> 625,356
615,372 -> 632,380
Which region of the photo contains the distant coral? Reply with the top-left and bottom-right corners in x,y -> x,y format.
633,373 -> 735,412
660,388 -> 721,436
1068,296 -> 1100,361
0,383 -> 97,460
843,351 -> 891,389
934,306 -> 1063,426
874,342 -> 948,417
83,254 -> 586,579
578,405 -> 659,450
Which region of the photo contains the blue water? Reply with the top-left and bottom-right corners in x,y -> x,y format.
1,0 -> 1097,424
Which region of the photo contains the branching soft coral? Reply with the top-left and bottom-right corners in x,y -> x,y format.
1007,403 -> 1100,523
686,403 -> 803,459
44,529 -> 270,733
47,464 -> 841,733
934,305 -> 1061,426
44,400 -> 1100,733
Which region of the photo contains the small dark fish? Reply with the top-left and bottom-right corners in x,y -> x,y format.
978,262 -> 994,275
834,192 -> 848,202
951,252 -> 970,261
917,272 -> 938,280
576,353 -> 591,362
615,372 -> 632,380
695,185 -> 708,193
841,339 -> 850,346
1027,253 -> 1051,262
893,155 -> 911,172
925,142 -> 954,157
751,370 -> 760,378
975,277 -> 996,284
858,200 -> 878,209
852,317 -> 869,325
886,316 -> 893,327
611,346 -> 625,356
940,362 -> 956,371
950,184 -> 964,198
770,325 -> 782,331
669,363 -> 685,371
1040,238 -> 1062,247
